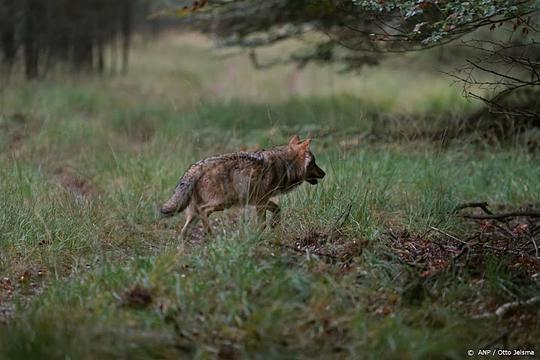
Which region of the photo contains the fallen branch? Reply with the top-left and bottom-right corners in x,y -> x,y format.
454,202 -> 540,220
273,242 -> 340,261
463,211 -> 540,220
429,226 -> 467,244
472,296 -> 540,319
451,244 -> 469,263
495,296 -> 540,318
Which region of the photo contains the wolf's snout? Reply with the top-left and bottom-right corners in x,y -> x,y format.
306,164 -> 325,185
314,164 -> 325,179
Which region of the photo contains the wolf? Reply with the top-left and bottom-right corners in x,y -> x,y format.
160,135 -> 326,238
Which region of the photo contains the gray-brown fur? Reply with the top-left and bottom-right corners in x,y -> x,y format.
160,135 -> 325,238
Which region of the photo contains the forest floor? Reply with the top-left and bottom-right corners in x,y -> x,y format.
0,32 -> 539,359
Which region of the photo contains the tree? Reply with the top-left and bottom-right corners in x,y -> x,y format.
0,0 -> 148,78
0,0 -> 16,69
166,0 -> 540,119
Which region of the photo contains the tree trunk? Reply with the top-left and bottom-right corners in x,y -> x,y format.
1,0 -> 17,69
72,34 -> 93,70
24,0 -> 40,79
121,0 -> 132,75
97,41 -> 105,74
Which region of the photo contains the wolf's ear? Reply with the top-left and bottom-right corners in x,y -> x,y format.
298,139 -> 311,153
295,138 -> 312,157
299,138 -> 312,151
288,135 -> 301,148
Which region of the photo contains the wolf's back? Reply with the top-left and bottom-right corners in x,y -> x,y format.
160,164 -> 202,216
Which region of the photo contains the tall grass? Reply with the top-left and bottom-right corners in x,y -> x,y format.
0,33 -> 538,359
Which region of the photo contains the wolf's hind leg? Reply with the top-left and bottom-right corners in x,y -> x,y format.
179,207 -> 199,240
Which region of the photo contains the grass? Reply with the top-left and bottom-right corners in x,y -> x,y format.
0,33 -> 539,359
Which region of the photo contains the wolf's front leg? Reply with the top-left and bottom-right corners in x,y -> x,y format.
256,201 -> 280,229
256,205 -> 267,229
266,201 -> 281,228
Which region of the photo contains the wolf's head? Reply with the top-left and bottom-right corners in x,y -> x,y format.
288,135 -> 326,185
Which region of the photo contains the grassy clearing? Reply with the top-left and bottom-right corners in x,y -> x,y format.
0,33 -> 539,359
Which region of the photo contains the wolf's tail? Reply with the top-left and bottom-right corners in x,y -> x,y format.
160,164 -> 202,217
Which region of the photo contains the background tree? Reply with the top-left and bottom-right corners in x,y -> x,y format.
166,0 -> 539,120
0,0 -> 165,78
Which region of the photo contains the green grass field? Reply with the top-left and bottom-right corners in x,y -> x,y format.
0,33 -> 539,359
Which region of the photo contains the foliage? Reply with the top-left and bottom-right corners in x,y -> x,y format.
354,0 -> 534,44
167,0 -> 539,118
169,1 -> 536,60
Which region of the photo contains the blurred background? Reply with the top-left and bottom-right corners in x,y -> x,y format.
1,0 -> 538,133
